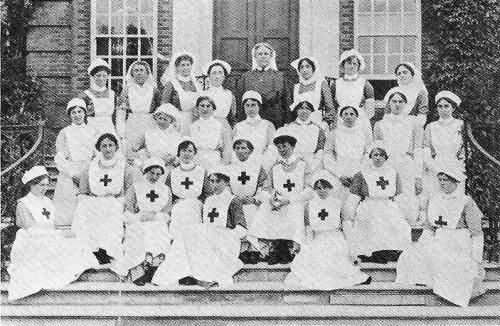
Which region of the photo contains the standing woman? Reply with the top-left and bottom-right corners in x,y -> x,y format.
290,56 -> 335,128
53,98 -> 97,226
423,91 -> 465,194
72,133 -> 134,266
188,96 -> 232,169
161,52 -> 200,133
236,42 -> 289,129
331,49 -> 375,138
118,60 -> 161,153
80,58 -> 122,137
8,166 -> 97,301
203,59 -> 237,127
387,62 -> 429,126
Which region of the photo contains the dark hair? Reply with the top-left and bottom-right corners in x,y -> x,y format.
369,147 -> 389,160
89,66 -> 110,76
207,63 -> 228,76
130,61 -> 151,75
95,133 -> 119,151
67,105 -> 88,124
339,106 -> 359,117
437,172 -> 460,183
394,63 -> 415,76
436,97 -> 458,110
143,165 -> 165,175
313,179 -> 333,190
298,58 -> 316,72
242,98 -> 262,108
233,139 -> 254,152
174,54 -> 194,67
196,96 -> 217,111
212,172 -> 230,184
388,91 -> 408,103
342,56 -> 361,67
177,140 -> 197,157
293,101 -> 314,113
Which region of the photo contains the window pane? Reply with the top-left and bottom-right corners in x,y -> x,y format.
374,0 -> 386,12
359,0 -> 372,12
111,16 -> 123,34
140,37 -> 153,55
373,55 -> 386,74
373,37 -> 386,53
96,38 -> 109,55
111,0 -> 124,12
388,0 -> 401,12
141,16 -> 153,35
111,58 -> 123,76
364,56 -> 372,74
358,14 -> 372,34
358,37 -> 371,54
403,13 -> 417,33
403,36 -> 416,53
126,0 -> 139,13
388,55 -> 401,73
387,13 -> 401,33
96,15 -> 108,34
403,55 -> 416,65
126,58 -> 137,72
96,0 -> 109,13
403,0 -> 416,12
373,13 -> 386,33
143,58 -> 153,72
111,38 -> 124,55
126,15 -> 139,34
141,0 -> 153,13
388,37 -> 400,53
127,37 -> 138,55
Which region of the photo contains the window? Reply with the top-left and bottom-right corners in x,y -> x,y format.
91,0 -> 158,92
355,0 -> 421,79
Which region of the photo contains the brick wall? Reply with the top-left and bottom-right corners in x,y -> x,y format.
157,0 -> 173,84
339,0 -> 354,52
71,0 -> 91,100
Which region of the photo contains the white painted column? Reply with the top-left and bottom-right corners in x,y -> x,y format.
172,0 -> 213,75
299,0 -> 340,77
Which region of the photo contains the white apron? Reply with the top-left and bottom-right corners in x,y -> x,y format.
85,90 -> 116,137
125,87 -> 156,149
283,123 -> 323,172
293,81 -> 324,127
174,80 -> 199,134
190,117 -> 222,169
8,193 -> 96,301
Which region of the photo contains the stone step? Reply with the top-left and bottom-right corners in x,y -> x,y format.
1,281 -> 499,307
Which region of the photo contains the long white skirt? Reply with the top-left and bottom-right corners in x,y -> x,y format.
248,201 -> 305,244
396,228 -> 482,307
389,155 -> 419,223
53,161 -> 88,226
152,224 -> 243,286
286,230 -> 368,290
72,195 -> 124,259
125,113 -> 156,153
347,199 -> 411,256
194,149 -> 221,170
169,198 -> 202,239
118,214 -> 172,275
8,229 -> 97,301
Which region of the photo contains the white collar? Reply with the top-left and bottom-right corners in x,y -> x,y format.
180,162 -> 195,170
177,74 -> 193,83
295,118 -> 312,126
438,117 -> 456,125
90,84 -> 107,92
278,154 -> 298,166
245,115 -> 262,124
254,65 -> 271,72
343,74 -> 359,81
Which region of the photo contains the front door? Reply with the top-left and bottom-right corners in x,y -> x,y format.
213,0 -> 299,90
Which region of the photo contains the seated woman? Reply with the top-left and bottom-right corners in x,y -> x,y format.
396,166 -> 485,307
324,106 -> 372,199
248,133 -> 313,265
8,166 -> 97,301
72,133 -> 134,266
374,90 -> 423,222
228,138 -> 269,264
130,103 -> 182,175
153,167 -> 246,288
120,158 -> 172,285
53,98 -> 97,226
188,96 -> 232,169
290,56 -> 335,129
343,143 -> 411,264
117,60 -> 161,153
281,101 -> 326,173
203,59 -> 236,127
286,170 -> 369,289
166,138 -> 207,239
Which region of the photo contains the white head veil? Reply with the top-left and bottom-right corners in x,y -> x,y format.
290,56 -> 322,86
394,62 -> 427,110
251,42 -> 278,71
124,60 -> 155,111
160,51 -> 201,91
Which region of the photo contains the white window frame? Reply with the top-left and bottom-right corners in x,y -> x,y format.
90,0 -> 158,90
354,0 -> 421,80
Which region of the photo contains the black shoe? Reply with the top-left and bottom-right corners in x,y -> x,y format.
357,255 -> 372,263
258,254 -> 269,263
247,251 -> 260,265
268,253 -> 281,265
279,252 -> 293,264
93,248 -> 112,265
239,251 -> 252,264
179,276 -> 198,286
360,276 -> 372,285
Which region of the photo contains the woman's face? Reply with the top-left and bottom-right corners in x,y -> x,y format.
92,70 -> 109,88
234,142 -> 252,162
154,112 -> 173,129
343,57 -> 360,76
315,182 -> 331,200
198,99 -> 214,118
179,144 -> 196,163
298,61 -> 314,80
31,177 -> 50,196
296,107 -> 312,122
132,63 -> 148,85
209,65 -> 225,87
437,99 -> 454,119
99,138 -> 117,160
370,149 -> 387,167
176,59 -> 193,77
438,174 -> 459,194
254,46 -> 272,68
389,94 -> 406,115
244,99 -> 260,118
396,66 -> 413,85
70,107 -> 86,125
276,142 -> 293,159
341,108 -> 358,126
145,167 -> 163,183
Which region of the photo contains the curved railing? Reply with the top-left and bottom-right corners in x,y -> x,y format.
464,122 -> 500,262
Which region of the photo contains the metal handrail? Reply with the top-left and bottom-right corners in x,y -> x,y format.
0,120 -> 45,177
466,122 -> 500,167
